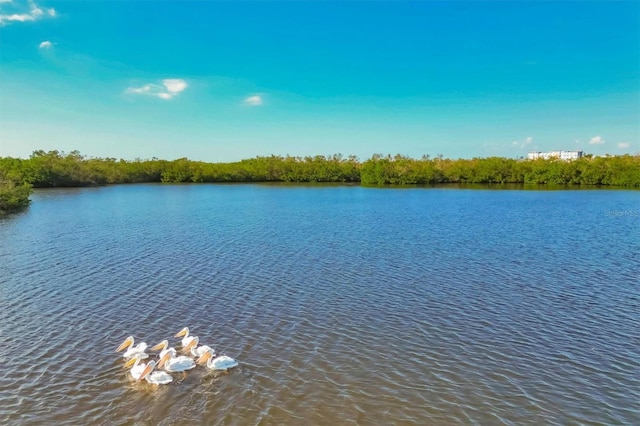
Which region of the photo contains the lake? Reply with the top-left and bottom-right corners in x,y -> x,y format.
0,184 -> 638,425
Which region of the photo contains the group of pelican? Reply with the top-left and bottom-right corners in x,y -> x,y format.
115,327 -> 239,385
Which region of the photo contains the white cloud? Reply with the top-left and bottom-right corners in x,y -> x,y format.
125,79 -> 188,100
244,95 -> 264,106
163,79 -> 187,94
0,1 -> 56,25
617,142 -> 630,149
126,84 -> 153,95
589,136 -> 605,145
39,40 -> 52,49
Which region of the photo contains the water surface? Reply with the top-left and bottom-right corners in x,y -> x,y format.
1,184 -> 638,425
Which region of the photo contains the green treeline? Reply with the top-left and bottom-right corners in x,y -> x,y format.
1,150 -> 639,212
1,150 -> 639,187
0,150 -> 362,186
361,154 -> 640,186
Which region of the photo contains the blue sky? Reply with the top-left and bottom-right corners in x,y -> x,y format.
1,1 -> 638,162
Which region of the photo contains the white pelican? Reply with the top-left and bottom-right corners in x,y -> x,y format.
124,354 -> 173,385
158,348 -> 197,372
116,336 -> 148,360
185,336 -> 216,359
197,348 -> 239,371
124,353 -> 148,380
175,327 -> 198,351
152,340 -> 198,372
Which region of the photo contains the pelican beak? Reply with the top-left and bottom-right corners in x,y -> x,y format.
158,352 -> 170,369
151,340 -> 167,351
183,338 -> 198,353
116,336 -> 134,352
197,351 -> 211,365
124,357 -> 137,368
175,328 -> 188,338
139,361 -> 155,381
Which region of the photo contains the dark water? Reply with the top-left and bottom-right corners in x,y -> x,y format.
1,184 -> 638,425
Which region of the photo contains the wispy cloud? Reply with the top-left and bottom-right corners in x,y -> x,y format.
589,135 -> 605,145
512,136 -> 533,149
125,79 -> 188,100
38,40 -> 52,49
0,0 -> 56,26
243,95 -> 264,106
617,142 -> 630,149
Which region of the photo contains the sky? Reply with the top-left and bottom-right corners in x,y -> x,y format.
0,0 -> 638,162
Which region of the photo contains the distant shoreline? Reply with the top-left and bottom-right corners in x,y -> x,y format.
2,150 -> 640,187
1,150 -> 639,212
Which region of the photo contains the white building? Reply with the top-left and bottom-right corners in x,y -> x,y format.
527,150 -> 584,161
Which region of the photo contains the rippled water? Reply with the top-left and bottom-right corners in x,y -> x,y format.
1,184 -> 638,425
